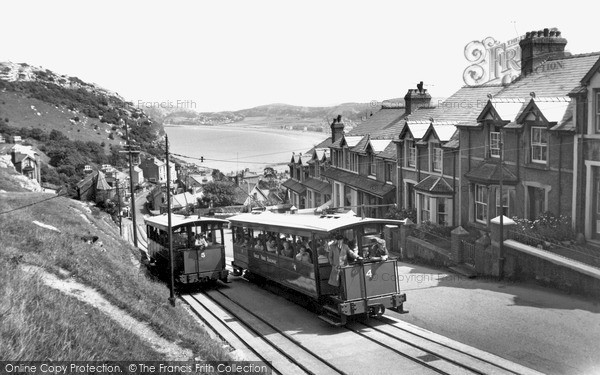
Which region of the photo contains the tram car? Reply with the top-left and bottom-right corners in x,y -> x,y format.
229,210 -> 407,325
144,214 -> 229,285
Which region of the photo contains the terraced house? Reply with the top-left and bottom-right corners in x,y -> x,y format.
457,29 -> 600,242
324,107 -> 406,218
282,136 -> 333,210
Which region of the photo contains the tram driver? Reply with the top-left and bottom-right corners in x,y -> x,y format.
368,238 -> 389,261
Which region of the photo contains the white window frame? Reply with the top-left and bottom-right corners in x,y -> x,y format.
490,131 -> 501,158
531,127 -> 548,164
431,144 -> 443,172
475,184 -> 488,224
495,188 -> 515,217
406,140 -> 416,168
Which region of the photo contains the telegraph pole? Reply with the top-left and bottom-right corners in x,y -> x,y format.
115,176 -> 122,236
498,135 -> 505,280
166,135 -> 176,306
120,119 -> 140,248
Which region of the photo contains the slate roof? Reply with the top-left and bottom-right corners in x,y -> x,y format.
306,137 -> 334,155
95,171 -> 113,191
282,179 -> 306,194
321,168 -> 395,198
348,107 -> 406,137
303,177 -> 332,195
497,53 -> 600,98
414,175 -> 454,194
464,162 -> 519,185
378,141 -> 397,160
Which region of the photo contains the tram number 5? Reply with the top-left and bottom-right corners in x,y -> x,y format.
365,269 -> 373,279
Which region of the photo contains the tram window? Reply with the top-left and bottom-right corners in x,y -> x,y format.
363,225 -> 381,236
253,232 -> 266,251
314,237 -> 330,264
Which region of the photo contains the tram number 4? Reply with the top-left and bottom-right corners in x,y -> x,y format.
365,269 -> 373,279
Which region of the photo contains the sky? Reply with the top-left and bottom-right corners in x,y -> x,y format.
1,0 -> 597,112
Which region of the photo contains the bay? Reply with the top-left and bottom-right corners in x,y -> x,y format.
164,125 -> 327,174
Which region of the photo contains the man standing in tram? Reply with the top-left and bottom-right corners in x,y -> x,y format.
327,235 -> 362,293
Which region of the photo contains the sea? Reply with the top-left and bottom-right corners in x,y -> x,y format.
164,125 -> 327,174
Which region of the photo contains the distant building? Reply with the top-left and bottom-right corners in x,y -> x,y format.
140,157 -> 167,183
9,135 -> 22,144
76,170 -> 115,203
132,165 -> 144,186
0,144 -> 42,184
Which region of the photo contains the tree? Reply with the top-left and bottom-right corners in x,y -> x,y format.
201,180 -> 236,207
211,169 -> 226,181
263,167 -> 276,179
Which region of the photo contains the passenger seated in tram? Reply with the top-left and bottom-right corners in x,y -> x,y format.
280,240 -> 294,258
367,238 -> 389,261
295,245 -> 312,263
316,241 -> 329,264
266,237 -> 278,253
346,239 -> 360,263
194,233 -> 208,249
254,234 -> 265,251
241,237 -> 250,249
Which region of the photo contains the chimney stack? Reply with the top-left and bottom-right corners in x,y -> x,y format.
519,28 -> 568,76
330,115 -> 345,143
404,81 -> 432,115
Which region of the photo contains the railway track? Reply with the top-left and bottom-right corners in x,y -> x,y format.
181,280 -> 544,375
181,290 -> 346,375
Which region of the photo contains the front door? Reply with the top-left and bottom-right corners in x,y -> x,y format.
528,186 -> 545,220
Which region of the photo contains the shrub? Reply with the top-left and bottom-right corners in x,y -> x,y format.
511,211 -> 575,245
384,206 -> 417,222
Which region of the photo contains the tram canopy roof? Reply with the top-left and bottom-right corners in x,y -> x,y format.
144,213 -> 229,231
228,211 -> 406,235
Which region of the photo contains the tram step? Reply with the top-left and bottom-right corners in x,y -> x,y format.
321,304 -> 339,315
317,314 -> 344,327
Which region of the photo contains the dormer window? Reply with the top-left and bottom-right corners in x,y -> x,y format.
368,154 -> 375,176
384,162 -> 393,182
490,129 -> 501,158
531,127 -> 548,163
431,144 -> 443,172
406,140 -> 416,168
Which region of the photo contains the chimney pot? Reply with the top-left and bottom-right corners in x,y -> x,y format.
543,28 -> 549,37
337,114 -> 342,123
537,30 -> 543,37
556,30 -> 561,37
549,30 -> 556,37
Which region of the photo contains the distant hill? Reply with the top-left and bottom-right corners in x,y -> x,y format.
156,102 -> 387,134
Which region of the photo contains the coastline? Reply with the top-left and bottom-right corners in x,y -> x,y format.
164,124 -> 326,175
164,123 -> 327,138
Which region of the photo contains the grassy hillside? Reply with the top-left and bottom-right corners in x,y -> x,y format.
0,62 -> 166,193
0,190 -> 229,362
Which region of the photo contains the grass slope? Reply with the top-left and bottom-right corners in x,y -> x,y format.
0,192 -> 229,363
0,91 -> 124,148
